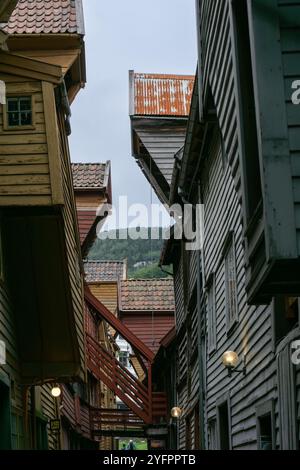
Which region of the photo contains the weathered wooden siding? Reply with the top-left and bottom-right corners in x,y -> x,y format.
173,240 -> 200,449
89,283 -> 118,315
196,0 -> 300,449
174,252 -> 185,329
279,0 -> 300,253
58,109 -> 85,381
39,384 -> 58,450
200,123 -> 276,449
136,127 -> 186,185
121,313 -> 174,354
75,193 -> 106,246
0,221 -> 25,449
0,78 -> 52,206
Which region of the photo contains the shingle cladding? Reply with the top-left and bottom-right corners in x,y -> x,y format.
84,260 -> 126,283
4,0 -> 84,35
72,163 -> 108,190
119,279 -> 175,312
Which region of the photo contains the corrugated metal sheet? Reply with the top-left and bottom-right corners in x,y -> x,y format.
133,73 -> 195,117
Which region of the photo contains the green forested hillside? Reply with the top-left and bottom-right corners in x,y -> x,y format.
88,228 -> 170,278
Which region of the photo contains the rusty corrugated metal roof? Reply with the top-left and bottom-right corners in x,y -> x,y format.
131,72 -> 195,117
4,0 -> 84,35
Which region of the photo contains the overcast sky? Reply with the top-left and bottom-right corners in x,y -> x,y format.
69,0 -> 197,227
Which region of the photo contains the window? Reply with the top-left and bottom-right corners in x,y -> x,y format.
11,412 -> 25,450
185,414 -> 191,450
217,401 -> 231,450
256,401 -> 275,450
207,274 -> 216,353
118,351 -> 128,368
208,419 -> 217,450
36,417 -> 48,450
6,96 -> 32,128
273,296 -> 299,346
231,0 -> 262,223
224,235 -> 238,331
0,380 -> 11,450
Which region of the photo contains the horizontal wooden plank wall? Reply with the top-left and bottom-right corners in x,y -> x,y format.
137,127 -> 187,185
198,0 -> 278,449
40,384 -> 58,450
0,280 -> 24,448
121,313 -> 174,354
173,238 -> 200,449
58,109 -> 85,381
0,78 -> 52,206
89,283 -> 118,316
279,0 -> 300,254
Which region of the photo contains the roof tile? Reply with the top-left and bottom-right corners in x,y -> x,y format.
119,279 -> 175,312
84,260 -> 127,283
72,162 -> 109,190
4,0 -> 82,35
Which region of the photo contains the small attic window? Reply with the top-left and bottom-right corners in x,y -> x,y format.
6,96 -> 32,127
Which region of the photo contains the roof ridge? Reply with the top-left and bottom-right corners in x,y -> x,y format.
134,72 -> 195,80
122,278 -> 173,282
84,260 -> 125,264
71,162 -> 107,166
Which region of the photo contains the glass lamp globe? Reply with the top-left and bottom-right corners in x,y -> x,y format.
171,407 -> 182,419
222,351 -> 239,369
51,386 -> 61,398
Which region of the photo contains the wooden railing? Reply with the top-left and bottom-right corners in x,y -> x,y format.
90,408 -> 145,435
86,334 -> 152,423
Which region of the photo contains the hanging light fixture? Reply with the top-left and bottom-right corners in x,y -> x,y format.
171,406 -> 182,419
51,385 -> 62,398
222,351 -> 246,378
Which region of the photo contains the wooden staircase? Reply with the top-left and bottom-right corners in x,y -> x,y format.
85,287 -> 168,427
87,334 -> 152,423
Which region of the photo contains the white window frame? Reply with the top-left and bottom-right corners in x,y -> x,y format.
224,233 -> 238,332
207,273 -> 216,353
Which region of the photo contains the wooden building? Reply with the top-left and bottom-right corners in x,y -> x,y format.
72,162 -> 112,257
0,0 -> 88,450
160,0 -> 300,451
84,260 -> 127,316
129,71 -> 194,204
118,279 -> 175,355
129,73 -> 202,449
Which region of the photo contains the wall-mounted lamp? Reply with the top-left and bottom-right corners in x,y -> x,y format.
222,351 -> 246,378
171,407 -> 182,419
51,385 -> 62,398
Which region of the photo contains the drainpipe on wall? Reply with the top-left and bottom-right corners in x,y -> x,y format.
196,182 -> 206,449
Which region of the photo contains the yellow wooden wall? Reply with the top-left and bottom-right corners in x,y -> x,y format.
89,282 -> 118,315
58,108 -> 86,382
0,78 -> 52,206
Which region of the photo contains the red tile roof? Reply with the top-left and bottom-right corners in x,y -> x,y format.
119,279 -> 175,312
84,260 -> 127,283
130,72 -> 195,117
72,162 -> 109,190
4,0 -> 84,35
